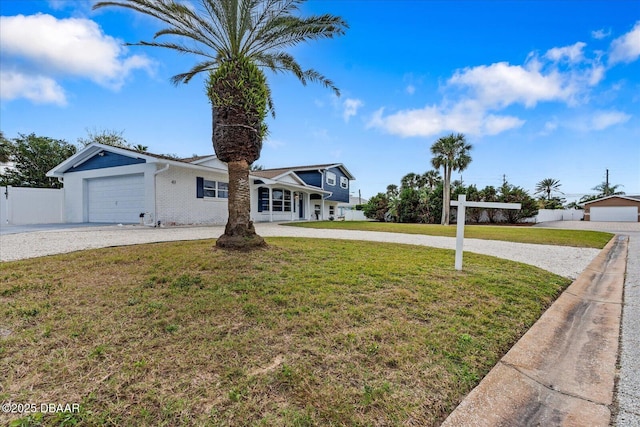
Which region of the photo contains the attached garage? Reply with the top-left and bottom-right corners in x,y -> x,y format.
87,174 -> 145,223
584,196 -> 640,222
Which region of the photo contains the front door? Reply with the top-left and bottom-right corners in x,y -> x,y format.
298,194 -> 304,219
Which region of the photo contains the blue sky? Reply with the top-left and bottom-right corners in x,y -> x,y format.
1,0 -> 639,202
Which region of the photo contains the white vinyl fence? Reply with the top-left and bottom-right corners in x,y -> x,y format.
1,186 -> 65,225
535,209 -> 584,223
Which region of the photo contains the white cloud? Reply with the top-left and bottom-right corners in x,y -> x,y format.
367,101 -> 524,138
592,28 -> 611,40
588,110 -> 631,130
483,114 -> 526,135
545,42 -> 587,63
0,70 -> 67,105
0,13 -> 153,104
343,98 -> 364,122
609,21 -> 640,65
405,85 -> 416,95
448,58 -> 583,108
540,120 -> 559,136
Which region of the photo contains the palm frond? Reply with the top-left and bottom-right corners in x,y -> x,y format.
95,0 -> 346,94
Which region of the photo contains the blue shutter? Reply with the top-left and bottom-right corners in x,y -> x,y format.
196,177 -> 204,198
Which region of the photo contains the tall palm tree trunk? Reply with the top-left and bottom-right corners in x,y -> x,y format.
209,59 -> 267,249
442,167 -> 451,225
217,159 -> 265,248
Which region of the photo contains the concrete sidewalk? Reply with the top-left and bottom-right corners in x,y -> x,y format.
442,235 -> 628,426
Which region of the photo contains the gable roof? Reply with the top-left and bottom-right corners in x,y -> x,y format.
583,195 -> 640,205
46,144 -> 356,187
253,163 -> 355,181
46,143 -> 226,177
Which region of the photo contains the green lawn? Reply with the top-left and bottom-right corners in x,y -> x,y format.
285,221 -> 613,248
1,238 -> 570,426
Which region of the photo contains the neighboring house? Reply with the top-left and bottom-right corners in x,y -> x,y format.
46,143 -> 354,225
337,195 -> 369,220
583,195 -> 640,222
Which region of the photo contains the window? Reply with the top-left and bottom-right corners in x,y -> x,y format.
257,187 -> 292,212
329,205 -> 335,216
326,171 -> 336,186
204,180 -> 216,198
340,176 -> 348,189
196,177 -> 228,199
258,187 -> 269,212
272,189 -> 292,212
218,182 -> 229,198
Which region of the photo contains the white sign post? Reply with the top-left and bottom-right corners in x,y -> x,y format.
450,195 -> 521,270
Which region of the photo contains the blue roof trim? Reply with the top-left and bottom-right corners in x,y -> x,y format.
66,151 -> 146,173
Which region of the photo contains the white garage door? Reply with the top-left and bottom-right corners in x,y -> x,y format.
590,206 -> 638,222
88,174 -> 145,223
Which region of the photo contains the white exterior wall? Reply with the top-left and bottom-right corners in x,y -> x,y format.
61,163 -> 156,223
0,186 -> 64,224
155,166 -> 228,225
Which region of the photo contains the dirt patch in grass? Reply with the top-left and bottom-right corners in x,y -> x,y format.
0,238 -> 570,426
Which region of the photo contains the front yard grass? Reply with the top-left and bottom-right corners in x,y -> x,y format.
286,221 -> 612,248
1,238 -> 571,426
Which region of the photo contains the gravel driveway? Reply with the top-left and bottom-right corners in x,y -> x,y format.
0,222 -> 601,279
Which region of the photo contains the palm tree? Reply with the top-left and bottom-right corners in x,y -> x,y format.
592,181 -> 625,197
93,0 -> 348,249
422,169 -> 441,190
386,184 -> 399,198
400,172 -> 419,190
535,178 -> 563,201
430,133 -> 472,225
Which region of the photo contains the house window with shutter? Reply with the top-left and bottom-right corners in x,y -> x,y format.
196,177 -> 229,199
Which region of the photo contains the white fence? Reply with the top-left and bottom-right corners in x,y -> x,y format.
1,186 -> 65,225
535,209 -> 584,223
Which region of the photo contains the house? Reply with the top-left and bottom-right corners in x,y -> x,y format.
46,143 -> 354,225
337,195 -> 369,221
583,195 -> 640,222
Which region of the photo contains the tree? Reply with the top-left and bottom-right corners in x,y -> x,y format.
422,169 -> 441,190
0,133 -> 77,189
479,185 -> 500,223
591,181 -> 625,197
94,0 -> 347,249
498,181 -> 538,223
78,128 -> 130,149
400,172 -> 419,190
397,187 -> 420,223
0,132 -> 11,163
430,133 -> 472,225
386,184 -> 399,198
535,178 -> 563,201
362,193 -> 390,222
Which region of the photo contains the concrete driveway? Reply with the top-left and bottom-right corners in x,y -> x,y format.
0,222 -> 118,236
535,221 -> 640,426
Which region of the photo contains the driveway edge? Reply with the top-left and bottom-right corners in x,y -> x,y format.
441,235 -> 628,426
